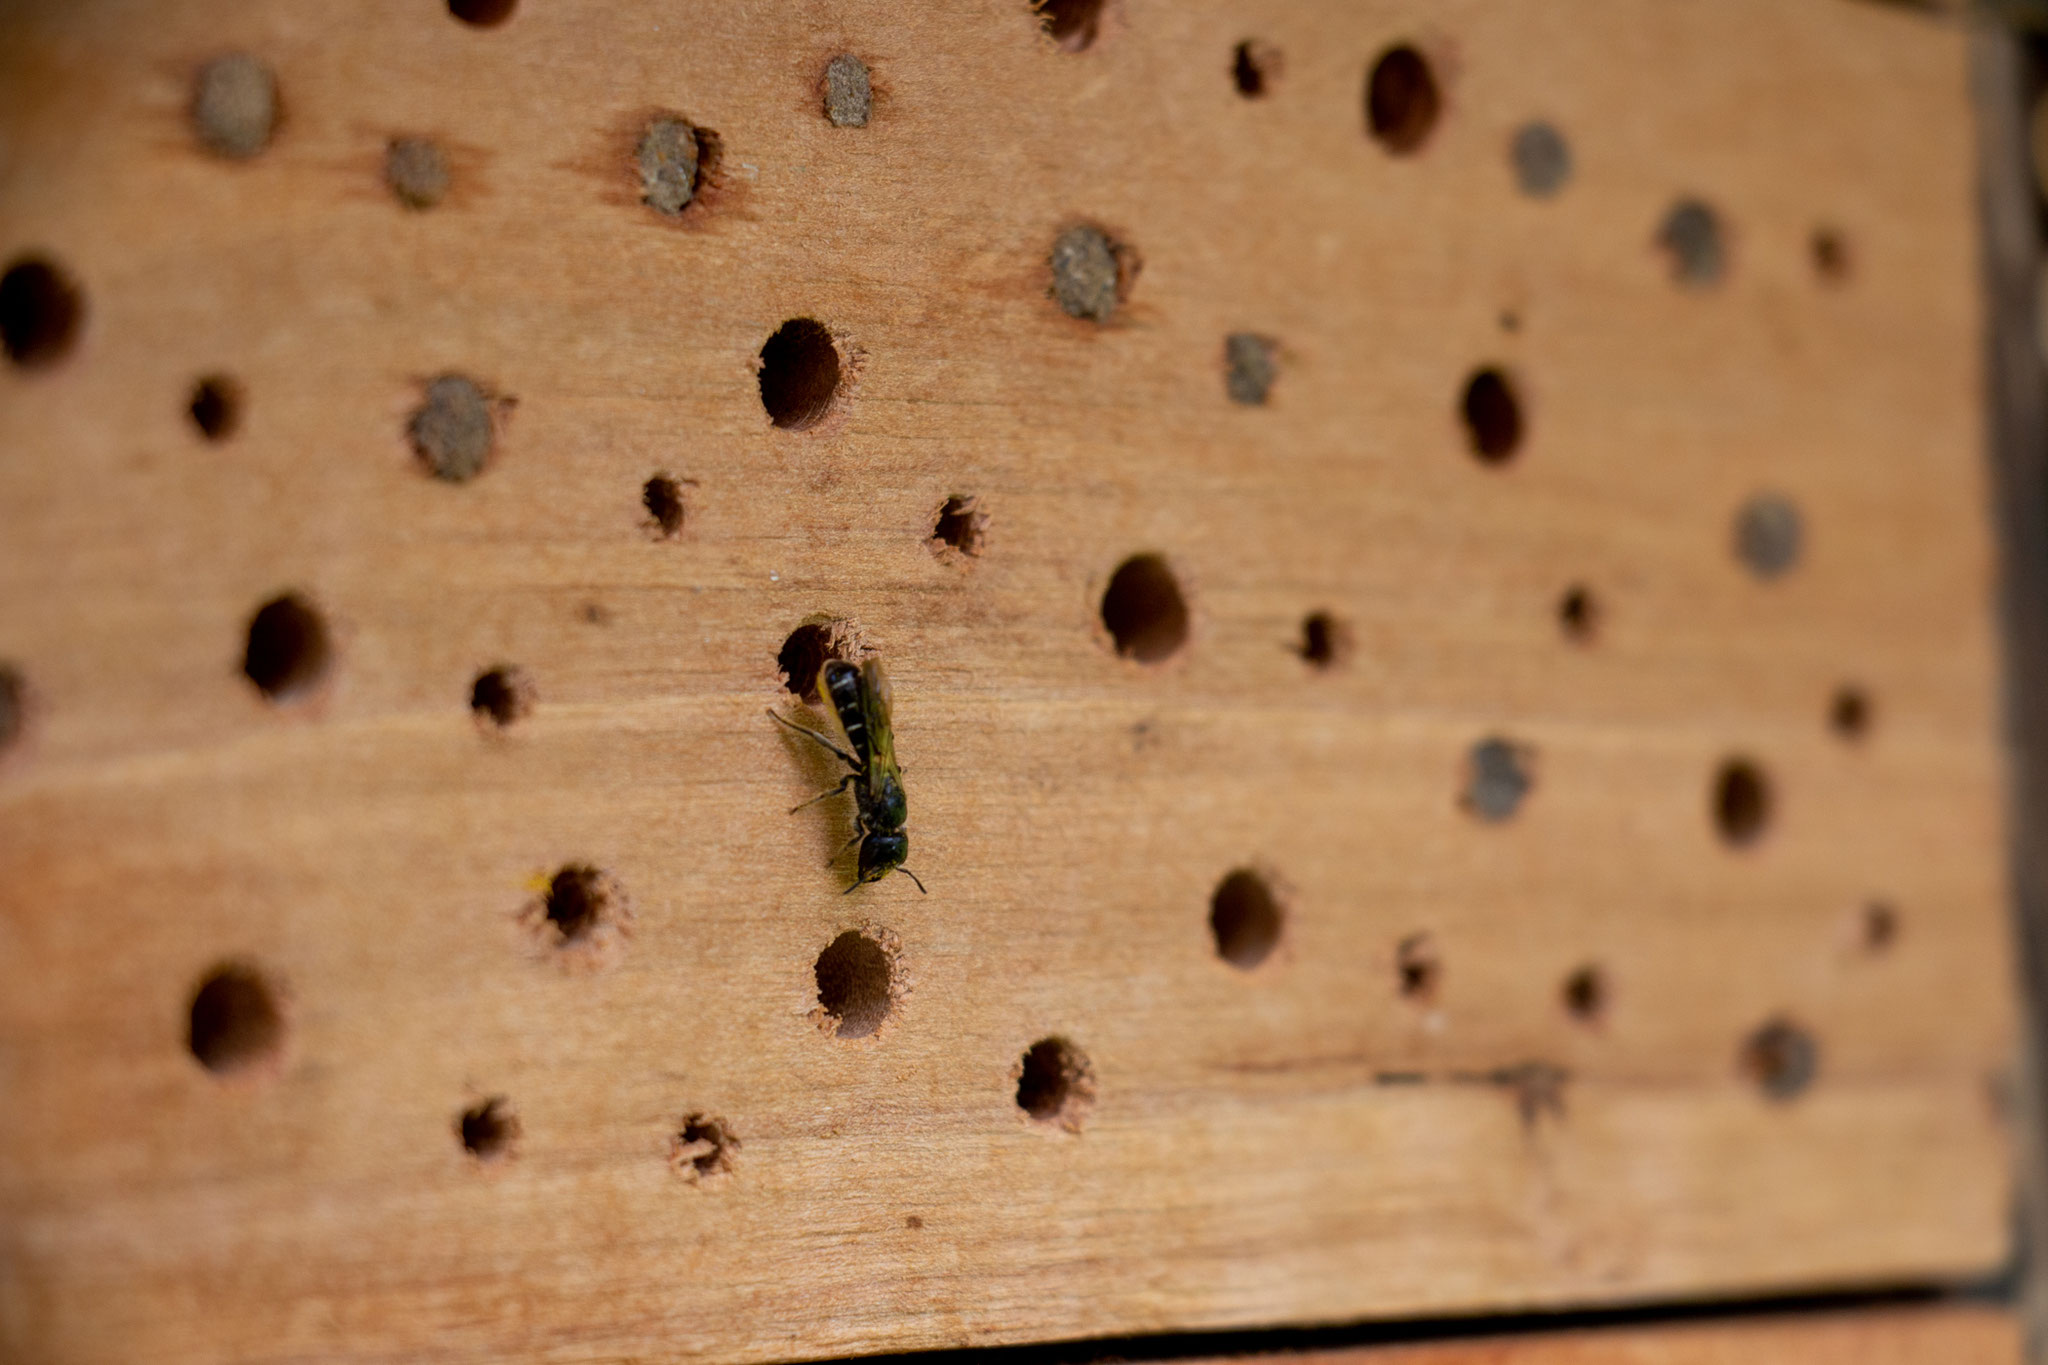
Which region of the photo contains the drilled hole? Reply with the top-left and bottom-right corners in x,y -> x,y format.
386,136 -> 450,209
1811,227 -> 1851,284
188,374 -> 243,441
1463,737 -> 1533,822
1298,611 -> 1347,669
637,115 -> 719,217
1512,121 -> 1571,198
542,864 -> 617,944
931,495 -> 988,559
1232,41 -> 1278,98
187,962 -> 286,1076
1461,368 -> 1522,464
1365,44 -> 1439,155
1742,1017 -> 1817,1102
1657,199 -> 1725,288
1734,493 -> 1803,580
1050,224 -> 1136,324
191,53 -> 276,160
0,256 -> 83,370
1209,869 -> 1283,970
1100,554 -> 1188,663
1033,0 -> 1103,52
777,621 -> 856,702
670,1113 -> 740,1180
1862,901 -> 1899,953
1397,934 -> 1439,1003
1561,964 -> 1606,1024
408,374 -> 496,482
0,664 -> 22,754
458,1097 -> 518,1159
643,473 -> 687,538
1015,1036 -> 1094,1128
824,54 -> 872,127
1558,585 -> 1599,644
814,929 -> 894,1039
1225,332 -> 1278,405
243,592 -> 331,703
1830,685 -> 1871,741
470,666 -> 534,729
1713,757 -> 1771,847
448,0 -> 516,26
758,318 -> 841,430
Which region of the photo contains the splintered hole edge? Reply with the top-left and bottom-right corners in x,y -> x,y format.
1714,758 -> 1772,847
1016,1036 -> 1093,1124
459,1097 -> 518,1159
243,593 -> 331,702
1366,44 -> 1440,154
673,1113 -> 739,1178
1210,869 -> 1283,969
187,963 -> 286,1075
1034,0 -> 1103,52
932,495 -> 988,558
643,473 -> 687,537
1461,368 -> 1523,464
814,930 -> 894,1039
1100,554 -> 1189,663
189,374 -> 243,440
777,622 -> 847,700
758,319 -> 842,430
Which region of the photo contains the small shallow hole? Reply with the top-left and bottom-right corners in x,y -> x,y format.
1210,868 -> 1283,970
0,664 -> 23,754
243,592 -> 331,703
543,864 -> 615,944
408,374 -> 496,482
1232,41 -> 1279,98
1742,1017 -> 1817,1102
1657,199 -> 1726,288
1463,737 -> 1533,822
1830,685 -> 1871,741
1298,611 -> 1348,669
386,136 -> 450,209
1461,368 -> 1522,464
1713,757 -> 1772,847
191,53 -> 276,160
448,0 -> 516,26
1034,0 -> 1103,52
470,666 -> 534,728
1365,45 -> 1440,155
670,1113 -> 739,1180
1512,121 -> 1572,198
1811,227 -> 1851,284
0,256 -> 83,370
758,319 -> 842,430
1100,554 -> 1188,663
458,1096 -> 518,1159
1862,900 -> 1899,953
643,473 -> 687,538
187,962 -> 286,1076
1561,964 -> 1607,1024
1397,934 -> 1439,1003
814,930 -> 894,1039
931,495 -> 988,559
1015,1036 -> 1094,1128
188,374 -> 243,441
1558,585 -> 1599,643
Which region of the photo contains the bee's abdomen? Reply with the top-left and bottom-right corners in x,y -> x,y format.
821,661 -> 869,760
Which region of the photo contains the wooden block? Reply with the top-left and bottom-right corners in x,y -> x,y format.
0,1 -> 2015,1361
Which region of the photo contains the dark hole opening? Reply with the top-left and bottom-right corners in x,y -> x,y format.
758,319 -> 842,430
1299,611 -> 1345,669
643,474 -> 686,538
0,664 -> 24,754
1232,41 -> 1274,98
1016,1036 -> 1092,1123
1210,869 -> 1283,969
544,865 -> 610,943
1100,554 -> 1188,663
1397,935 -> 1439,1002
1559,585 -> 1598,643
932,496 -> 987,557
1830,685 -> 1870,741
187,963 -> 285,1075
673,1113 -> 738,1177
1811,227 -> 1851,284
458,1097 -> 518,1158
1461,368 -> 1522,464
1562,964 -> 1606,1023
1713,757 -> 1772,847
189,374 -> 243,441
1863,901 -> 1899,952
777,623 -> 845,701
243,592 -> 331,703
1366,45 -> 1440,154
0,257 -> 83,370
448,0 -> 516,26
1033,0 -> 1103,52
470,666 -> 532,728
814,930 -> 893,1038
1742,1017 -> 1817,1101
1657,199 -> 1725,288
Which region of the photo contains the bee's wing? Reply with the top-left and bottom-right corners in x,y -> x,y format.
859,657 -> 899,774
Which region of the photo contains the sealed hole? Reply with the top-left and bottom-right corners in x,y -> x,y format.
1742,1017 -> 1818,1101
1734,493 -> 1802,579
1512,121 -> 1571,198
470,665 -> 534,729
643,473 -> 687,538
408,374 -> 497,482
1713,757 -> 1771,847
1461,368 -> 1522,464
1224,332 -> 1278,405
0,256 -> 83,369
1210,869 -> 1283,969
758,318 -> 841,430
931,495 -> 988,559
1049,224 -> 1136,324
1862,900 -> 1899,953
1232,41 -> 1279,98
0,664 -> 22,754
777,621 -> 856,702
1558,585 -> 1599,643
670,1113 -> 739,1180
1100,554 -> 1188,663
386,136 -> 450,209
1365,45 -> 1440,155
1811,227 -> 1851,284
1830,685 -> 1870,741
1397,934 -> 1439,1002
1562,964 -> 1606,1024
187,962 -> 286,1076
243,592 -> 331,703
1462,737 -> 1533,822
1657,199 -> 1726,288
1298,611 -> 1348,669
543,864 -> 616,944
824,54 -> 872,127
814,929 -> 894,1039
1033,0 -> 1103,53
448,0 -> 516,26
637,116 -> 719,217
188,374 -> 243,441
1015,1036 -> 1094,1128
191,53 -> 276,160
458,1097 -> 518,1159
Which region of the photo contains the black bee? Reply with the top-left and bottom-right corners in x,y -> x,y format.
769,657 -> 926,894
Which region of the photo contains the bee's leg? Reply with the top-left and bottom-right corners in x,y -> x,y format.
766,708 -> 860,770
896,867 -> 928,894
789,774 -> 856,815
826,831 -> 863,868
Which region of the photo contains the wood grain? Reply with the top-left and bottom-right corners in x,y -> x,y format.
0,1 -> 2017,1362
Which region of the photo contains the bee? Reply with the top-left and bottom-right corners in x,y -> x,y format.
769,657 -> 927,894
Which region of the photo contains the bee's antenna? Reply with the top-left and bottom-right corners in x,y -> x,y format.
898,868 -> 928,894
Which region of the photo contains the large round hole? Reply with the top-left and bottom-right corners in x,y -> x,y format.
243,592 -> 331,702
458,1097 -> 518,1159
187,962 -> 286,1076
1015,1036 -> 1094,1128
0,256 -> 83,370
1365,44 -> 1440,154
758,319 -> 842,430
448,0 -> 516,26
1461,368 -> 1522,464
777,621 -> 852,702
1033,0 -> 1103,52
814,930 -> 894,1039
1099,554 -> 1188,663
1209,869 -> 1283,970
1713,757 -> 1771,847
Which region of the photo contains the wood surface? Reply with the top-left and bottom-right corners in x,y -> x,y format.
0,1 -> 2019,1363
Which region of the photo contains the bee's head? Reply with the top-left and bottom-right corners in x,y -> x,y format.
856,830 -> 909,884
